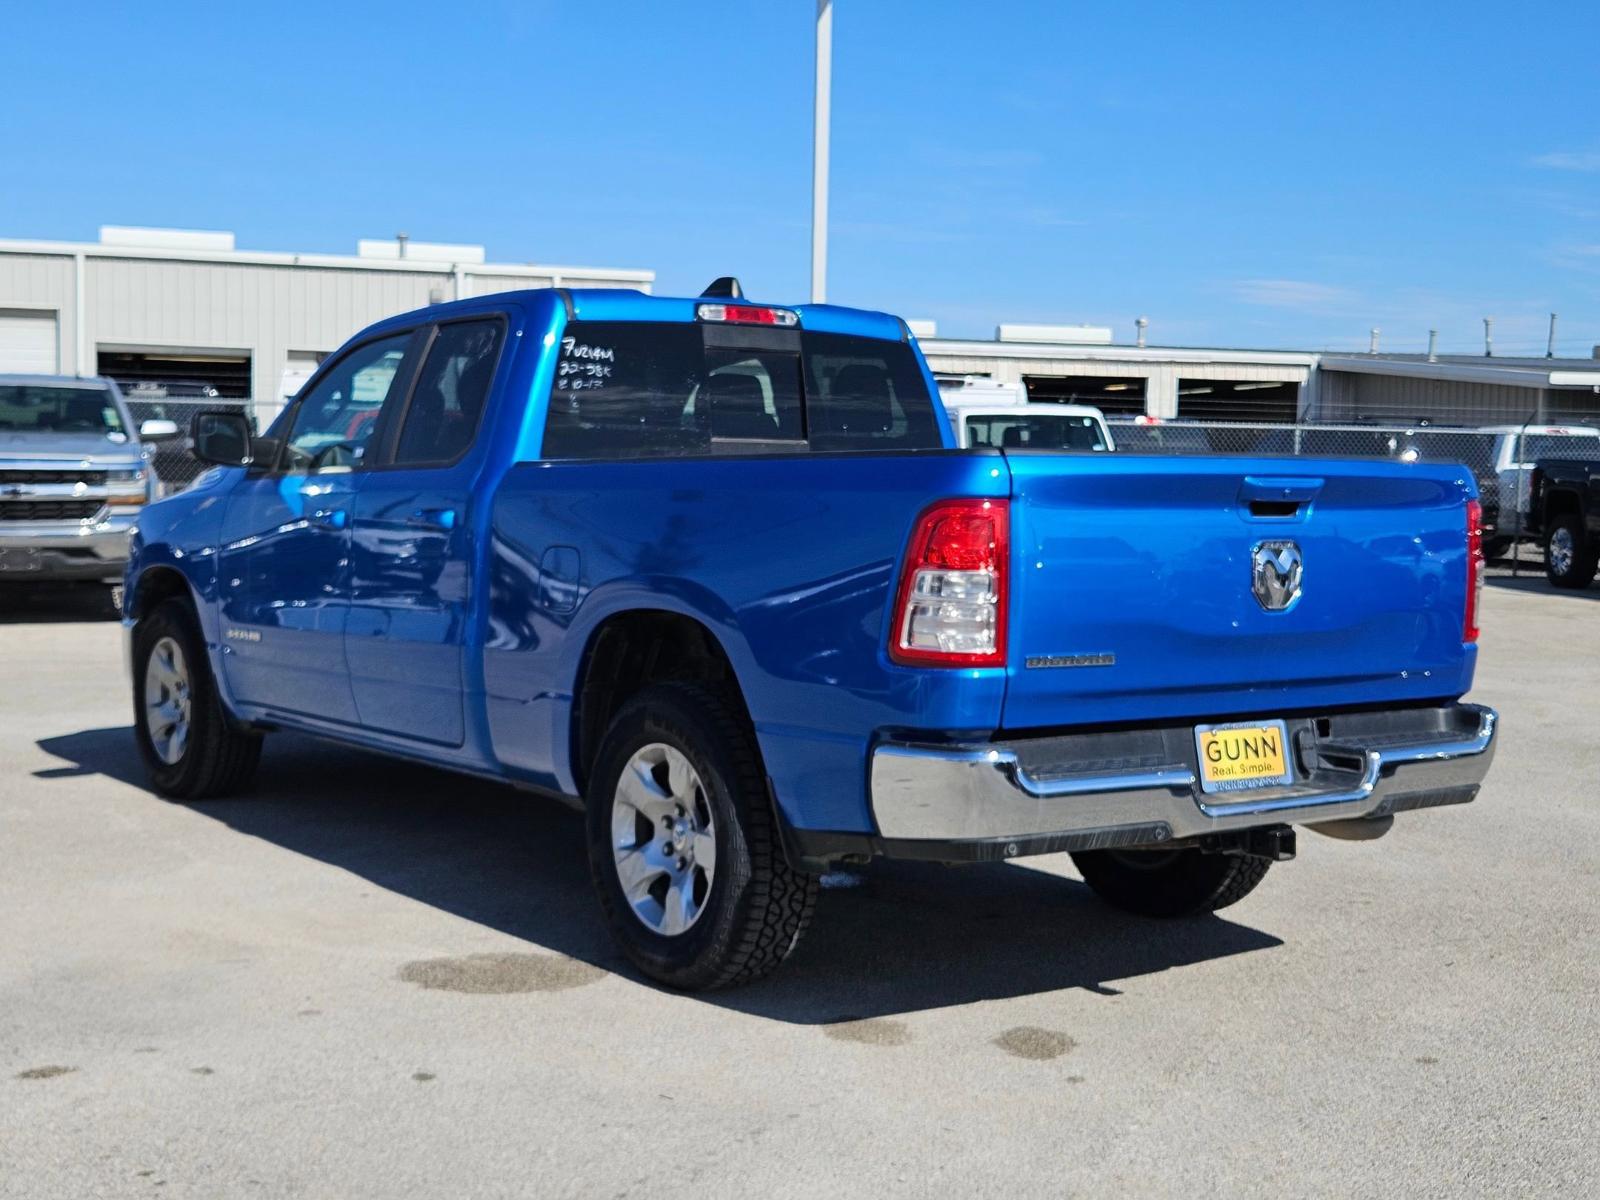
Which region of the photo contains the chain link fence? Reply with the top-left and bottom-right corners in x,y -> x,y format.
123,397 -> 257,494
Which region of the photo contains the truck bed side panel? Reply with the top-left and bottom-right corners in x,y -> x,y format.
485,452 -> 1009,832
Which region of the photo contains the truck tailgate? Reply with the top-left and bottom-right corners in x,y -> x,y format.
1002,454 -> 1477,728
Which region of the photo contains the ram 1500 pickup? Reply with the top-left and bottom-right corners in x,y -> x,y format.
125,285 -> 1499,989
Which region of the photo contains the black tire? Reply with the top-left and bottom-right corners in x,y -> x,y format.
1069,846 -> 1271,917
132,597 -> 263,799
585,682 -> 818,990
1545,513 -> 1598,589
1482,536 -> 1513,563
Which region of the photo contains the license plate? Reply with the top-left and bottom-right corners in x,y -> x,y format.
1194,720 -> 1292,793
0,547 -> 42,573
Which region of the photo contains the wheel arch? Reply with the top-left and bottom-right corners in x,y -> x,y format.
568,607 -> 756,796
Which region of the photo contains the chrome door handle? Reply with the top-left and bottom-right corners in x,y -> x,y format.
310,508 -> 347,529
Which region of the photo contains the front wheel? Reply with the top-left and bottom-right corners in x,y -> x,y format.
586,683 -> 818,990
1545,514 -> 1598,589
132,598 -> 263,799
1069,846 -> 1271,917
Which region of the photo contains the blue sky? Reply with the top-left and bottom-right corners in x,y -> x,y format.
4,1 -> 1599,353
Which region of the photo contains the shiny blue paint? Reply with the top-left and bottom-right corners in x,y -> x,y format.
125,286 -> 1483,840
484,452 -> 1010,831
1001,454 -> 1478,731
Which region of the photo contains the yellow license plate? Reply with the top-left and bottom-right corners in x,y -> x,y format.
1194,721 -> 1293,793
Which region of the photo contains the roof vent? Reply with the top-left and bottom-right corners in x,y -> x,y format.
701,276 -> 744,299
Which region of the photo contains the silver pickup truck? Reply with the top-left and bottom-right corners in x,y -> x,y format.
0,374 -> 177,601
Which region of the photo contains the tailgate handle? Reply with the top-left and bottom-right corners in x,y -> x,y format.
1240,476 -> 1322,518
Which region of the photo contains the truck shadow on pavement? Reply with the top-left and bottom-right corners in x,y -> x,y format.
37,726 -> 1284,1023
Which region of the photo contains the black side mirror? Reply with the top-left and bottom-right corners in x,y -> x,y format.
191,411 -> 256,467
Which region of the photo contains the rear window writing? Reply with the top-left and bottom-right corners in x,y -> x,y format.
539,321 -> 941,459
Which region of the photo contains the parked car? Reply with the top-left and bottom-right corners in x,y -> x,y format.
124,286 -> 1498,990
1528,458 -> 1600,588
0,374 -> 177,604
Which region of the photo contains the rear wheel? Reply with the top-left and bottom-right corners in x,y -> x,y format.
586,683 -> 817,990
132,598 -> 263,799
1545,514 -> 1598,589
1069,846 -> 1271,917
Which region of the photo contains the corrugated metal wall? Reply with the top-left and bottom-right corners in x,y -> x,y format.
0,249 -> 653,425
1317,371 -> 1600,424
921,350 -> 1311,418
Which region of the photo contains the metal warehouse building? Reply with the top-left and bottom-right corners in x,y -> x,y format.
918,325 -> 1600,425
0,226 -> 652,426
4,225 -> 1599,429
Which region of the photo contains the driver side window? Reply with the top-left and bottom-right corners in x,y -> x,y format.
282,332 -> 413,473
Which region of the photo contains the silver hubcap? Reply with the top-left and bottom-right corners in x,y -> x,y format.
610,744 -> 716,936
143,636 -> 192,766
1550,527 -> 1574,576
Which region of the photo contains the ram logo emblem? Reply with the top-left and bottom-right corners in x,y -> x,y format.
1251,541 -> 1302,612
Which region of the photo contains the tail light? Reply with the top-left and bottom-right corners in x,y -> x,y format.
889,498 -> 1009,667
1464,499 -> 1484,643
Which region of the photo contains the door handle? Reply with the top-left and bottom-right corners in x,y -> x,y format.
310,508 -> 347,529
406,508 -> 457,531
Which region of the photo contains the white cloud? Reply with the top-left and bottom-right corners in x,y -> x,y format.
1231,279 -> 1359,312
1531,150 -> 1600,172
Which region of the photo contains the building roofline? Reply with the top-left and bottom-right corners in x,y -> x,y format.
1321,354 -> 1600,389
0,237 -> 654,284
919,337 -> 1319,367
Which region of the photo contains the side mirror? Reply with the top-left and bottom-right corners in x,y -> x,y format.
191,411 -> 255,467
138,417 -> 181,443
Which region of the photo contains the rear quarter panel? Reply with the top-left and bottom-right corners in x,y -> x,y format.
484,452 -> 1009,832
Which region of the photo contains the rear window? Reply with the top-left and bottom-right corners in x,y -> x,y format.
1522,434 -> 1600,462
0,385 -> 124,435
964,413 -> 1107,450
540,321 -> 940,459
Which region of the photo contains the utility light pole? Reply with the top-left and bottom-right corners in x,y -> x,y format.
811,0 -> 832,304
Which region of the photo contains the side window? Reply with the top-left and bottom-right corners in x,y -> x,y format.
283,333 -> 412,473
393,319 -> 505,465
542,322 -> 706,460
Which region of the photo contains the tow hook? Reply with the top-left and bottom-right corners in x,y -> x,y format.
1199,825 -> 1297,862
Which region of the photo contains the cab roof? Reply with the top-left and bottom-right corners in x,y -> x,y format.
370,287 -> 911,344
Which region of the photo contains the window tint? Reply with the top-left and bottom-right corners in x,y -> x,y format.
1521,434 -> 1600,463
394,319 -> 505,465
540,321 -> 942,459
283,333 -> 411,472
543,322 -> 706,459
803,332 -> 940,452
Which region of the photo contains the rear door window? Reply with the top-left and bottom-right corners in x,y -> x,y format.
392,318 -> 505,466
540,321 -> 941,460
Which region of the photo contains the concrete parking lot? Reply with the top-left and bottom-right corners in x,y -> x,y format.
1,580 -> 1595,1199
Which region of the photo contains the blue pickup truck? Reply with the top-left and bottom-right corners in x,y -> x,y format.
124,285 -> 1498,989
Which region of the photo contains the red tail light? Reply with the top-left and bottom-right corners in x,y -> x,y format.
889,498 -> 1009,667
1465,499 -> 1484,643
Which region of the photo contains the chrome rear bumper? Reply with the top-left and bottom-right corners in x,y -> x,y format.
869,703 -> 1497,852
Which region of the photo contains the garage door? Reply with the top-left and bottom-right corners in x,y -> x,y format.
0,310 -> 59,375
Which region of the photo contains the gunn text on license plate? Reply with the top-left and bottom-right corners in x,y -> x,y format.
1193,720 -> 1292,793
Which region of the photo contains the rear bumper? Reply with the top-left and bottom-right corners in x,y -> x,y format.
0,517 -> 136,582
806,703 -> 1496,866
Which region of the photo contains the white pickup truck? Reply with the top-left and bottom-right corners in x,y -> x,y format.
937,377 -> 1115,452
